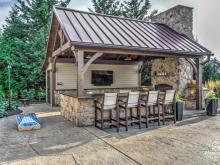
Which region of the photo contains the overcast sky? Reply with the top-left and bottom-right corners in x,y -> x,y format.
0,0 -> 219,58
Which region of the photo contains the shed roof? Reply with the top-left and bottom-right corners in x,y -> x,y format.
53,6 -> 212,56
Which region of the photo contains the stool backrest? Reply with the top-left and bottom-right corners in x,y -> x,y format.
103,93 -> 118,109
164,90 -> 175,104
147,91 -> 159,105
127,92 -> 140,107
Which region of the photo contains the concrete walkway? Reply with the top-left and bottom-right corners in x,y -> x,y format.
0,104 -> 220,165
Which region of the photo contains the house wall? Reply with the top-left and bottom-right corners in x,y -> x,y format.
55,63 -> 139,90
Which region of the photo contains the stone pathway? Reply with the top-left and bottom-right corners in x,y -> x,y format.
0,104 -> 220,165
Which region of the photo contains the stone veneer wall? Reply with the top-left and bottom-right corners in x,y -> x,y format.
151,5 -> 194,39
59,88 -> 137,126
178,58 -> 194,90
60,94 -> 95,126
59,87 -> 145,126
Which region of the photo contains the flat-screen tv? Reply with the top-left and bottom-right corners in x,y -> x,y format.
92,70 -> 113,86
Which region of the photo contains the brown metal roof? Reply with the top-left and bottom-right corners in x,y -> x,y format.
53,6 -> 212,56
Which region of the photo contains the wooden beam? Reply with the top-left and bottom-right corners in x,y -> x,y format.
91,60 -> 141,65
185,58 -> 197,75
58,29 -> 64,46
52,42 -> 71,57
71,46 -> 78,64
52,56 -> 57,73
82,52 -> 103,74
196,58 -> 203,110
73,45 -> 204,58
55,58 -> 141,65
51,23 -> 60,56
56,58 -> 75,63
77,51 -> 85,97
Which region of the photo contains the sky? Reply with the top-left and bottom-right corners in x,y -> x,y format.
0,0 -> 219,58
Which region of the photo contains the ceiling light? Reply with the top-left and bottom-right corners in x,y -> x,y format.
124,56 -> 132,61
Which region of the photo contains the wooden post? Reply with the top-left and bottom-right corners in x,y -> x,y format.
51,57 -> 57,106
138,61 -> 144,87
196,58 -> 203,110
51,71 -> 56,106
77,50 -> 85,97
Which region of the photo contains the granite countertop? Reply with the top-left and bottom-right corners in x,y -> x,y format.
59,90 -> 165,99
59,91 -> 103,99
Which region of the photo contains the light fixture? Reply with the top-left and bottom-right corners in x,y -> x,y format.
124,56 -> 132,61
86,54 -> 92,59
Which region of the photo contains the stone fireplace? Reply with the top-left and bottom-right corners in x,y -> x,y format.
151,57 -> 193,91
151,57 -> 179,90
155,84 -> 173,92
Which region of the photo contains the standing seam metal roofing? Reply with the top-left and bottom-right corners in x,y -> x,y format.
53,6 -> 212,56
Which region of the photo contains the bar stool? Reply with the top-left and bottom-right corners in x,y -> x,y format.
160,90 -> 176,125
95,93 -> 119,130
140,91 -> 160,128
118,91 -> 141,131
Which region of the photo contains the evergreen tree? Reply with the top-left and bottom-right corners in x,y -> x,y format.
0,0 -> 70,97
203,57 -> 220,83
122,0 -> 154,20
89,0 -> 123,16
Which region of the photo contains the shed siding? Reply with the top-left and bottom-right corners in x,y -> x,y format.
56,63 -> 77,90
56,63 -> 139,90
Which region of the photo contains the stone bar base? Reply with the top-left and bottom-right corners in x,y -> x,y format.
60,94 -> 95,126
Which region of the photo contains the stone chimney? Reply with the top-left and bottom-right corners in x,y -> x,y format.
151,5 -> 195,108
151,5 -> 194,39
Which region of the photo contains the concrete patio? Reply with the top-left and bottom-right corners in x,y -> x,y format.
0,104 -> 220,165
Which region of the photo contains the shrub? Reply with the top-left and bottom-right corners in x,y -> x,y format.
0,85 -> 4,99
175,90 -> 184,102
37,88 -> 46,98
0,99 -> 18,118
0,101 -> 8,118
205,90 -> 218,106
205,80 -> 220,98
20,89 -> 36,100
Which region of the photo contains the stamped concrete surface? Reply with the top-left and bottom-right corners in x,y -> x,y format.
0,104 -> 220,165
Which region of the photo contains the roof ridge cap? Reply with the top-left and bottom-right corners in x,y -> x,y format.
54,6 -> 160,25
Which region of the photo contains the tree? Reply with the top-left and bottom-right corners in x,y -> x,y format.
0,0 -> 70,98
122,0 -> 156,20
203,57 -> 220,83
89,0 -> 123,16
89,0 -> 156,85
89,0 -> 157,21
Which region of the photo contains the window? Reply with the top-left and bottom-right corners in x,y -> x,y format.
92,70 -> 113,86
